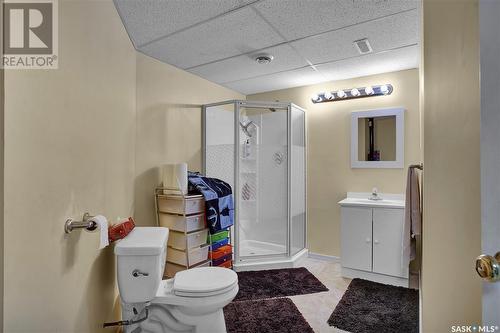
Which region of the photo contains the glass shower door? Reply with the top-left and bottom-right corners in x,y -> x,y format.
237,104 -> 288,258
290,105 -> 306,255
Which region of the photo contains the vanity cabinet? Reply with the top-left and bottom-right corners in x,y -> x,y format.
339,194 -> 408,287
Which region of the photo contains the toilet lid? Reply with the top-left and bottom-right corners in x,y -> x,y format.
173,267 -> 238,296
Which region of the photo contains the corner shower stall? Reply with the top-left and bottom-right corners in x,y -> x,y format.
202,100 -> 307,271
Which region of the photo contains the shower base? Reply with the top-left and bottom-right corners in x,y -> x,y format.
233,239 -> 308,272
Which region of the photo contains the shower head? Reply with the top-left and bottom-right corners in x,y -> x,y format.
240,120 -> 256,137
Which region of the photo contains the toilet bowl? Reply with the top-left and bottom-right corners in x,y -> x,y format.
115,227 -> 238,333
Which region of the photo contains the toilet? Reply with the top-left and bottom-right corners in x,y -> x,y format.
115,227 -> 239,333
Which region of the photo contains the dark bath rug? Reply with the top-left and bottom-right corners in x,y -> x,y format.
224,297 -> 314,333
328,278 -> 419,333
234,267 -> 328,302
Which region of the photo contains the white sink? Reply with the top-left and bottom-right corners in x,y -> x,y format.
338,192 -> 405,209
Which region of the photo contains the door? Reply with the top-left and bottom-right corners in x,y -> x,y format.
290,104 -> 306,255
372,208 -> 407,278
341,207 -> 372,272
478,0 -> 500,326
237,103 -> 288,258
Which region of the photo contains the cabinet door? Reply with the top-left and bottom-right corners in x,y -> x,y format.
341,207 -> 373,272
372,208 -> 408,277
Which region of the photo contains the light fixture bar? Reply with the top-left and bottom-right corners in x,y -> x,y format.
311,84 -> 393,104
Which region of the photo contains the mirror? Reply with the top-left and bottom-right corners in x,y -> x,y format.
358,116 -> 396,161
351,108 -> 404,168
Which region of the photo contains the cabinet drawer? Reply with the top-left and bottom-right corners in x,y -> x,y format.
218,259 -> 232,269
157,195 -> 205,215
168,229 -> 209,250
167,244 -> 210,266
164,260 -> 211,278
210,245 -> 232,260
211,238 -> 229,251
159,213 -> 205,233
209,230 -> 230,243
213,253 -> 232,266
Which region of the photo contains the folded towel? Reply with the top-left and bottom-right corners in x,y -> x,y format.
188,172 -> 234,234
403,167 -> 422,268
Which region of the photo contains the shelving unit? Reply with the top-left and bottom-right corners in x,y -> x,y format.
155,187 -> 211,278
155,187 -> 234,274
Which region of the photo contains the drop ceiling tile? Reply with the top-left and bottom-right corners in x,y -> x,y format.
139,6 -> 285,69
187,44 -> 309,84
290,10 -> 419,65
315,45 -> 419,82
114,0 -> 257,47
223,66 -> 327,94
254,0 -> 419,41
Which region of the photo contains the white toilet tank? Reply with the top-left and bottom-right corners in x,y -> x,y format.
114,227 -> 169,304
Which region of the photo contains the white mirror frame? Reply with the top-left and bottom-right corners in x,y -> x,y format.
351,107 -> 405,169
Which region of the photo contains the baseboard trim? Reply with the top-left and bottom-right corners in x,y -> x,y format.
308,252 -> 340,262
341,267 -> 409,288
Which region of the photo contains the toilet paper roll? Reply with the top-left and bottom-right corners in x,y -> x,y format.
162,163 -> 188,195
88,215 -> 109,249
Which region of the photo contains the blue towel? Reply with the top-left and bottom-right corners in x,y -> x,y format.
188,172 -> 234,233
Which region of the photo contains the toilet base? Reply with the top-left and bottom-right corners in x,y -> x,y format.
135,303 -> 227,333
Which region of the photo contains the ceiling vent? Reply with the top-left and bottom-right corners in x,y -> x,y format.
254,54 -> 274,65
354,38 -> 373,54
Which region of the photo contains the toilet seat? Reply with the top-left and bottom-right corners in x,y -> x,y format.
173,267 -> 238,297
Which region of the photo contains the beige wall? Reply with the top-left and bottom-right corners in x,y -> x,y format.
249,69 -> 420,256
1,1 -> 4,328
3,1 -> 136,332
2,3 -> 243,332
421,0 -> 482,331
134,53 -> 244,226
0,67 -> 4,333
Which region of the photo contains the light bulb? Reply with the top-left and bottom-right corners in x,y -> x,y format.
337,90 -> 346,98
311,94 -> 320,102
365,86 -> 374,95
380,84 -> 389,95
324,91 -> 334,100
351,88 -> 360,97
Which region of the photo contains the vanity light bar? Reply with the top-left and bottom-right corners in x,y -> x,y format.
311,84 -> 393,104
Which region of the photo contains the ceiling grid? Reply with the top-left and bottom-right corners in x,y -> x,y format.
114,0 -> 420,94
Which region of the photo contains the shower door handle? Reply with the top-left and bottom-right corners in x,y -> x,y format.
273,152 -> 284,165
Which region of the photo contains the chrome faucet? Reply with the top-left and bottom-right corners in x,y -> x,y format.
369,187 -> 382,201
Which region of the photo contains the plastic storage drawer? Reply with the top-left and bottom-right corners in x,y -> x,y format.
157,194 -> 205,215
159,213 -> 205,233
209,245 -> 232,260
218,260 -> 232,269
213,253 -> 232,266
167,244 -> 210,266
168,229 -> 208,250
164,260 -> 211,278
211,238 -> 229,251
209,230 -> 230,243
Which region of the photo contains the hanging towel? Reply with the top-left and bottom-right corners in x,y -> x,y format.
188,172 -> 234,233
403,167 -> 422,267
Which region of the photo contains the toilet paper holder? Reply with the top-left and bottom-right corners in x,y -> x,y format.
64,213 -> 97,234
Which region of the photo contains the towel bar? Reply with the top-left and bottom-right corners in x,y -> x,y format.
409,163 -> 423,170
